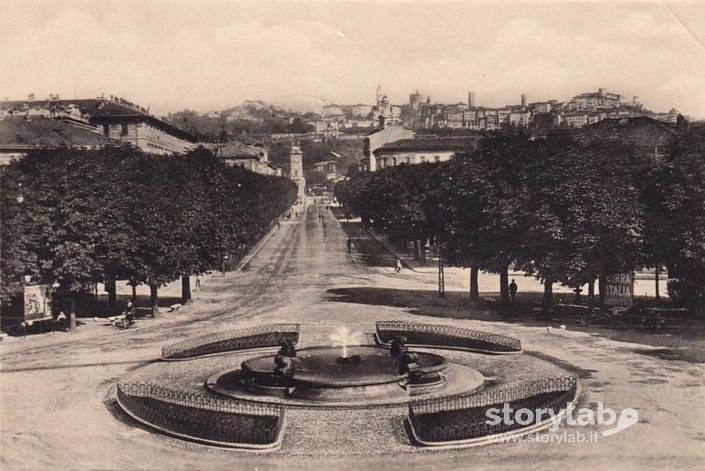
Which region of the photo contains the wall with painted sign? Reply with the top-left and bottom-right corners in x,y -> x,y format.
605,273 -> 634,306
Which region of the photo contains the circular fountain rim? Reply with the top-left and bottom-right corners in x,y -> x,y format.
205,362 -> 484,409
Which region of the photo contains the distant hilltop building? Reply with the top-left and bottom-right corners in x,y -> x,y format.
400,87 -> 682,131
0,94 -> 197,156
566,88 -> 635,111
360,86 -> 688,172
318,85 -> 402,139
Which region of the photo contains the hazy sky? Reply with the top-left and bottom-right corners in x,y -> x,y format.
2,0 -> 705,118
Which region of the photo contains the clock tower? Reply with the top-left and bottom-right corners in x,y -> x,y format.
289,143 -> 306,200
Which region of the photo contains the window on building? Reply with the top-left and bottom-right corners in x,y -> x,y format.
420,156 -> 426,163
121,124 -> 128,136
405,156 -> 411,165
392,157 -> 397,166
435,155 -> 441,162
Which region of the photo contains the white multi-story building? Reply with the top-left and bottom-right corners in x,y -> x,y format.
373,136 -> 481,170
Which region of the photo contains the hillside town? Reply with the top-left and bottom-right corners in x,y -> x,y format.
0,85 -> 690,179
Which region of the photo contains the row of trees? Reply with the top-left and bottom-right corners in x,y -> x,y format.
335,128 -> 705,311
1,147 -> 298,324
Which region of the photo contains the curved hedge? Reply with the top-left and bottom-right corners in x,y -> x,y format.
376,321 -> 521,353
161,323 -> 300,360
408,376 -> 578,445
116,382 -> 284,449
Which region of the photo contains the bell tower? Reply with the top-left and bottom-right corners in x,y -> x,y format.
289,143 -> 306,200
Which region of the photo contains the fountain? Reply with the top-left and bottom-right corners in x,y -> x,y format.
329,326 -> 363,362
206,327 -> 452,406
115,323 -> 581,451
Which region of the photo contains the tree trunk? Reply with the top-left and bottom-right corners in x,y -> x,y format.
469,266 -> 479,300
150,283 -> 159,318
131,283 -> 137,303
654,265 -> 661,301
573,287 -> 582,304
543,277 -> 553,312
413,240 -> 420,260
598,273 -> 607,307
588,279 -> 595,306
500,265 -> 510,303
181,275 -> 191,304
69,296 -> 77,333
106,275 -> 116,314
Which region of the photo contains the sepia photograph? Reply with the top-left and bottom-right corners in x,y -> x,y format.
1,0 -> 704,469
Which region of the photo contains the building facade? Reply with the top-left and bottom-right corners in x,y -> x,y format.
1,96 -> 197,155
373,136 -> 481,170
362,125 -> 415,171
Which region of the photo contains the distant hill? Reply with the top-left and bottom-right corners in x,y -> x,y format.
167,102 -> 316,141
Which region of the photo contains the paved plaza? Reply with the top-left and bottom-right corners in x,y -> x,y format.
1,207 -> 704,470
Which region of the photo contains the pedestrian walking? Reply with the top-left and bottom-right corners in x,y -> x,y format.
509,279 -> 518,302
346,238 -> 352,253
394,258 -> 403,273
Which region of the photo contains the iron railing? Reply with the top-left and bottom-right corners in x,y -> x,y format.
377,320 -> 521,353
408,376 -> 578,443
117,382 -> 284,446
410,376 -> 576,414
161,323 -> 300,359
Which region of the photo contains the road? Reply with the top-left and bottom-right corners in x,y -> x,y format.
1,204 -> 704,470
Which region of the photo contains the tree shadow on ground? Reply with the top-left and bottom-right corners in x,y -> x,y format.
325,286 -> 548,324
325,287 -> 705,359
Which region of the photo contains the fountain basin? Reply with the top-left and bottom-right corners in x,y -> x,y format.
209,345 -> 450,405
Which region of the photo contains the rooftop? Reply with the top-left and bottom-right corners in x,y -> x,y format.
1,98 -> 197,142
376,136 -> 481,153
0,116 -> 125,149
580,116 -> 679,136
